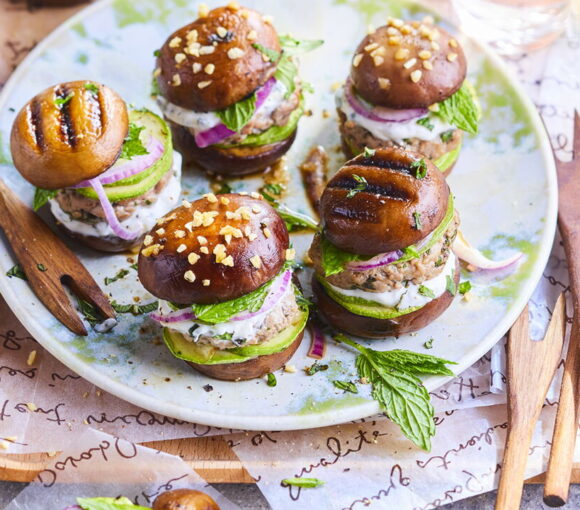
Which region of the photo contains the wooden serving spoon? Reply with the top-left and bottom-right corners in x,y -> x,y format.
0,178 -> 115,335
495,294 -> 566,510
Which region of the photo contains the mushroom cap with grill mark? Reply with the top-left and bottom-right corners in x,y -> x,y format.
10,81 -> 128,190
320,147 -> 449,255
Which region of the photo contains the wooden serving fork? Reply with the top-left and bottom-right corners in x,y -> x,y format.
0,178 -> 115,335
544,111 -> 580,507
495,294 -> 566,510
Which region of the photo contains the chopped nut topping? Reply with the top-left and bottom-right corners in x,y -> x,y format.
177,244 -> 187,253
174,230 -> 186,239
26,403 -> 37,412
386,26 -> 399,35
449,38 -> 458,48
400,24 -> 412,34
204,192 -> 218,203
219,197 -> 230,205
227,47 -> 245,59
410,69 -> 423,83
248,233 -> 258,241
284,364 -> 297,373
247,30 -> 257,41
403,58 -> 417,69
27,350 -> 37,366
204,63 -> 215,74
169,36 -> 182,48
219,225 -> 243,239
364,42 -> 379,52
423,60 -> 434,70
141,244 -> 164,257
199,45 -> 215,55
370,46 -> 386,57
352,53 -> 363,67
182,200 -> 192,208
202,279 -> 211,286
447,52 -> 458,62
143,235 -> 153,246
250,255 -> 262,268
263,227 -> 272,238
221,255 -> 234,267
388,36 -> 401,46
192,62 -> 202,73
198,80 -> 212,89
156,228 -> 165,235
431,41 -> 440,51
153,68 -> 161,78
285,248 -> 296,261
188,253 -> 200,265
378,77 -> 391,90
418,50 -> 432,60
187,42 -> 201,57
262,14 -> 273,24
186,30 -> 198,43
174,52 -> 186,64
172,74 -> 181,86
184,221 -> 193,232
197,235 -> 208,245
200,246 -> 209,254
213,243 -> 227,263
373,55 -> 384,66
227,0 -> 239,10
184,270 -> 196,282
240,9 -> 249,18
244,226 -> 252,236
216,26 -> 228,38
394,47 -> 410,61
198,3 -> 209,17
411,20 -> 420,28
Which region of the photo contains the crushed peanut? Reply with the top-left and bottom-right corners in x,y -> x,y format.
143,235 -> 153,246
220,196 -> 230,205
221,255 -> 234,267
352,53 -> 363,67
213,243 -> 227,263
418,50 -> 432,60
156,228 -> 165,235
204,192 -> 218,203
172,74 -> 181,86
394,47 -> 409,61
141,244 -> 164,257
176,244 -> 187,253
192,62 -> 202,73
447,52 -> 458,62
364,42 -> 379,52
423,60 -> 434,70
410,69 -> 422,83
263,228 -> 272,238
388,36 -> 401,46
197,235 -> 208,245
205,63 -> 215,74
199,45 -> 215,55
250,255 -> 262,268
378,77 -> 391,90
284,364 -> 297,373
247,30 -> 257,41
403,58 -> 417,69
198,80 -> 212,89
174,52 -> 186,64
202,279 -> 211,286
200,247 -> 209,254
198,3 -> 209,17
216,26 -> 228,38
182,200 -> 192,208
169,36 -> 182,48
27,350 -> 37,366
449,38 -> 458,48
184,270 -> 196,283
188,253 -> 200,265
285,248 -> 296,261
227,47 -> 245,59
174,230 -> 186,239
373,55 -> 384,66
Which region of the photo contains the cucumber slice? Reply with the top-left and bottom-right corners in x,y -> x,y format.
75,109 -> 173,202
434,142 -> 461,173
163,309 -> 309,365
318,278 -> 423,319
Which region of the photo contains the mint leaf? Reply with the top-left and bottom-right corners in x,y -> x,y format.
305,361 -> 328,375
54,92 -> 74,107
413,211 -> 422,230
363,146 -> 376,157
346,174 -> 368,198
216,92 -> 257,132
424,338 -> 434,349
279,35 -> 324,55
84,83 -> 99,95
277,205 -> 318,232
282,477 -> 324,488
446,270 -> 457,296
416,117 -> 434,131
6,264 -> 26,280
77,496 -> 150,510
320,234 -> 365,276
77,299 -> 102,327
335,335 -> 456,451
191,277 -> 276,324
252,43 -> 280,62
111,300 -> 158,315
459,281 -> 472,295
440,130 -> 454,143
410,158 -> 427,179
104,268 -> 129,285
418,285 -> 435,299
333,380 -> 358,393
275,54 -> 299,98
402,245 -> 419,259
120,122 -> 148,160
267,373 -> 277,387
436,83 -> 479,135
32,187 -> 58,211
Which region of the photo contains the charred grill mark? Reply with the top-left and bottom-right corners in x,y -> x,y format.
346,157 -> 413,174
29,99 -> 45,151
329,205 -> 379,222
329,176 -> 411,201
57,86 -> 76,148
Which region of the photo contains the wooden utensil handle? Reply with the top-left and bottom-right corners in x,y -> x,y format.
496,424 -> 535,510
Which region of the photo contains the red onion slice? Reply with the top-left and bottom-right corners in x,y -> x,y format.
150,307 -> 196,323
453,231 -> 523,272
71,137 -> 164,188
346,250 -> 403,271
231,269 -> 292,321
88,178 -> 140,240
195,78 -> 277,148
344,78 -> 427,123
307,322 -> 326,360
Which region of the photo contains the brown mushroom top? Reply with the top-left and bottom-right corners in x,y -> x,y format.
10,81 -> 128,190
156,5 -> 280,112
320,147 -> 450,255
350,16 -> 466,109
138,193 -> 289,305
153,488 -> 221,510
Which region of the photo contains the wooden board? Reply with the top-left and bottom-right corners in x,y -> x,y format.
0,437 -> 579,484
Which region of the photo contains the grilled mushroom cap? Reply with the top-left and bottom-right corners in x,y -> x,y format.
350,18 -> 466,109
320,147 -> 449,255
153,489 -> 220,510
138,193 -> 289,305
156,5 -> 280,112
10,81 -> 128,189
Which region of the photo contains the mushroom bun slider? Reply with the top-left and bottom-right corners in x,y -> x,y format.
309,147 -> 460,339
336,16 -> 480,176
153,3 -> 322,176
138,192 -> 309,381
10,80 -> 181,252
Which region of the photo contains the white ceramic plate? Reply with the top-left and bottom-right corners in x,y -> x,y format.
0,0 -> 556,430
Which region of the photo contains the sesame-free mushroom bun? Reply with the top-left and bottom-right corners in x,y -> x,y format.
138,193 -> 289,305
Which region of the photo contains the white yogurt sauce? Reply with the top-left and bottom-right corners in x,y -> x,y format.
156,79 -> 288,134
336,85 -> 454,143
160,271 -> 292,346
329,253 -> 456,310
49,152 -> 182,238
